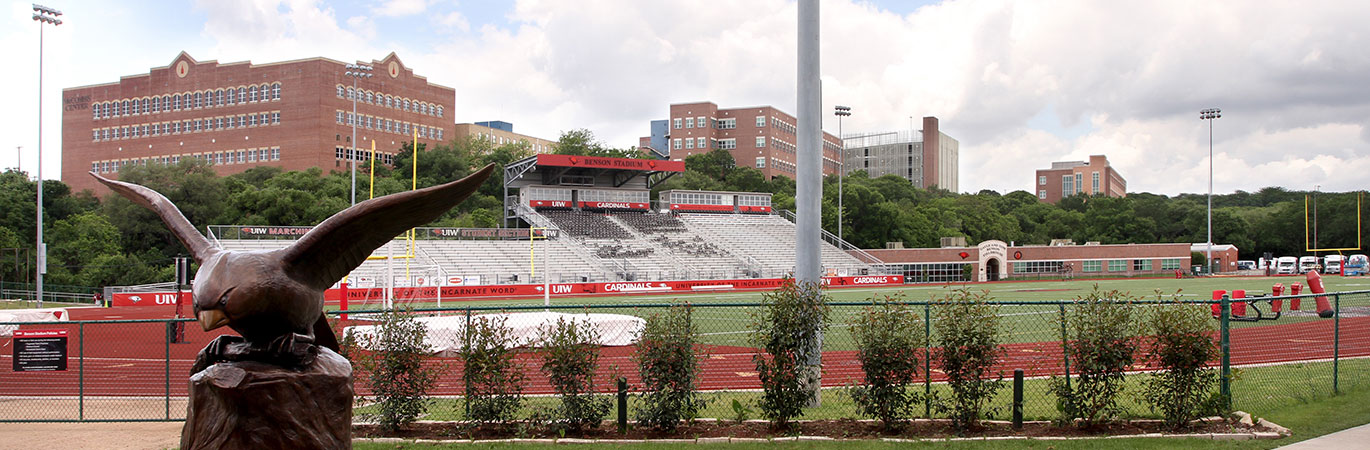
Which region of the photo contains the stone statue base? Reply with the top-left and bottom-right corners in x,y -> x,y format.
181,347 -> 352,450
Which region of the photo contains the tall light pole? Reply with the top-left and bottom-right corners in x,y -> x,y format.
33,4 -> 62,307
345,63 -> 373,206
834,105 -> 850,242
1200,108 -> 1221,275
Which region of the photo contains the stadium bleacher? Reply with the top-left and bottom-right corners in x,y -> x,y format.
213,208 -> 874,286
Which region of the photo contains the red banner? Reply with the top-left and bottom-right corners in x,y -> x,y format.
13,329 -> 67,338
579,201 -> 650,210
739,205 -> 773,213
530,200 -> 572,208
111,292 -> 191,307
536,154 -> 684,172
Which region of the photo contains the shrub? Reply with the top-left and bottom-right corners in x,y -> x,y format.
538,316 -> 611,432
750,279 -> 830,428
354,309 -> 441,432
460,314 -> 525,426
634,304 -> 707,431
932,289 -> 1004,430
1049,286 -> 1139,427
1144,297 -> 1224,428
847,294 -> 924,429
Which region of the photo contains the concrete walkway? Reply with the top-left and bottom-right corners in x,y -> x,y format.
1276,422 -> 1370,449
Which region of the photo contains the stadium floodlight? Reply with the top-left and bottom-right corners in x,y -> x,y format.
834,105 -> 851,243
1199,108 -> 1220,275
32,3 -> 62,307
345,63 -> 374,206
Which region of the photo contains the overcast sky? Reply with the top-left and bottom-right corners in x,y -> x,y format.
3,0 -> 1368,196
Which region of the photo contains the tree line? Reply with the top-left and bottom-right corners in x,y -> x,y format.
0,133 -> 1363,291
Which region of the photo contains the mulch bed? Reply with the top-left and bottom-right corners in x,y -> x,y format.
355,416 -> 1271,441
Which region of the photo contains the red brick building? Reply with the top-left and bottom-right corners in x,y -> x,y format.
1034,155 -> 1127,203
666,102 -> 843,179
61,52 -> 454,194
862,240 -> 1192,282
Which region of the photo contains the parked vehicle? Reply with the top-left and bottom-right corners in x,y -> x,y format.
1345,254 -> 1369,276
1324,255 -> 1345,274
1237,260 -> 1257,271
1276,257 -> 1298,274
1299,256 -> 1320,273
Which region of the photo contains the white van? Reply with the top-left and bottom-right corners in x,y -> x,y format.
1324,255 -> 1345,274
1276,257 -> 1298,275
1299,256 -> 1320,273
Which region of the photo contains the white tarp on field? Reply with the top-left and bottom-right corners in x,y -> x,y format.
0,308 -> 71,337
345,311 -> 645,356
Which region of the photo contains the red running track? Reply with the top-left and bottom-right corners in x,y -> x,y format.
1,305 -> 1366,397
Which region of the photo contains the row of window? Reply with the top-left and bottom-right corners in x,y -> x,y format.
335,111 -> 445,140
1080,258 -> 1183,272
665,192 -> 727,206
580,189 -> 649,203
91,147 -> 282,174
91,111 -> 280,141
333,146 -> 396,165
336,85 -> 443,118
771,158 -> 797,175
1012,260 -> 1066,274
737,194 -> 770,207
524,186 -> 573,201
92,83 -> 282,121
671,115 -> 768,130
884,262 -> 972,284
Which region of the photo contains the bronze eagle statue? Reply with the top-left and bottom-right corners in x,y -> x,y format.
91,164 -> 495,372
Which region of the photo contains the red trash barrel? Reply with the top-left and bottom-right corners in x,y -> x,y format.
1232,289 -> 1247,317
1211,289 -> 1227,317
1291,283 -> 1303,310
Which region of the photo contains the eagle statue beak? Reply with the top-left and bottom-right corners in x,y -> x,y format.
198,309 -> 230,331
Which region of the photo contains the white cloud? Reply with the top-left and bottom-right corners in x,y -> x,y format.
8,0 -> 1370,198
372,0 -> 432,18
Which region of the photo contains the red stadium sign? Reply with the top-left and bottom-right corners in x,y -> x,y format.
579,201 -> 649,210
529,200 -> 572,208
111,292 -> 191,307
536,154 -> 684,172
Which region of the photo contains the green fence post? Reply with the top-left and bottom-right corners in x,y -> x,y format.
79,322 -> 85,421
1334,293 -> 1341,395
1220,294 -> 1231,412
924,302 -> 932,418
617,377 -> 628,433
464,308 -> 472,419
165,321 -> 172,420
1012,369 -> 1023,430
1059,303 -> 1070,391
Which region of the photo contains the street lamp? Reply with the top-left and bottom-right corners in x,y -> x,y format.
33,3 -> 62,307
834,105 -> 851,243
344,63 -> 373,206
1200,107 -> 1221,275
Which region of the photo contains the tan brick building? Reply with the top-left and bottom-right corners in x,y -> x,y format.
1034,155 -> 1127,203
61,52 -> 455,194
665,101 -> 843,179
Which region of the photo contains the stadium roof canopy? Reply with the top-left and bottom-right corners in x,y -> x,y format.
503,154 -> 684,190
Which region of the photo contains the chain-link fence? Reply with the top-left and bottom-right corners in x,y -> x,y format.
2,290 -> 1368,422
